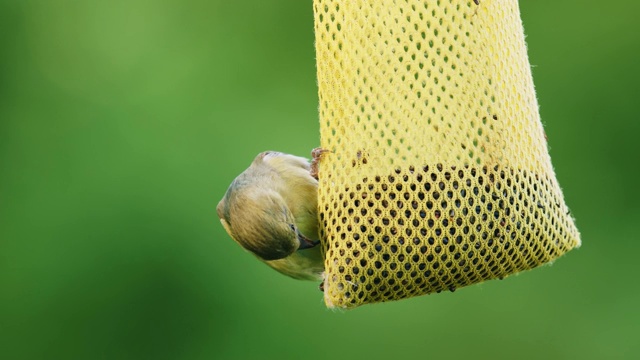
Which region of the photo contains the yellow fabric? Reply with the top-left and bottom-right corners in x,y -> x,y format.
313,0 -> 581,309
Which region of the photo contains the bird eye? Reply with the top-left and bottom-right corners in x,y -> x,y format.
289,224 -> 296,231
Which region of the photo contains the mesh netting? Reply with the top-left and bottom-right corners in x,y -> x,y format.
313,0 -> 581,309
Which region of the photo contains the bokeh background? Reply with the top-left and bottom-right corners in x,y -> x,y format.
1,0 -> 638,359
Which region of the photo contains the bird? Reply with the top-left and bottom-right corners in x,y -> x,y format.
217,151 -> 324,281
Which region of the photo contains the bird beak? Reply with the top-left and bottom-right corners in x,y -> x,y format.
297,231 -> 320,250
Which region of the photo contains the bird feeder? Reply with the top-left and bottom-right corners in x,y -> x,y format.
313,0 -> 581,309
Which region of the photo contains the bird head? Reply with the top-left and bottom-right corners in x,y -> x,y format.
217,189 -> 318,261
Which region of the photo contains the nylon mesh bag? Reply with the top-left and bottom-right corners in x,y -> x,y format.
313,0 -> 581,309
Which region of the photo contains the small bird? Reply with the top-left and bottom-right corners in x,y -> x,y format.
217,151 -> 324,280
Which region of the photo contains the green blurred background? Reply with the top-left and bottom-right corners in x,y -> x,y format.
1,0 -> 638,359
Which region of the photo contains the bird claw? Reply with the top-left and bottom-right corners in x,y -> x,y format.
310,147 -> 330,180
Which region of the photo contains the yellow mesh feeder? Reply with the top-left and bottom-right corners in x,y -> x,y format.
313,0 -> 581,309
